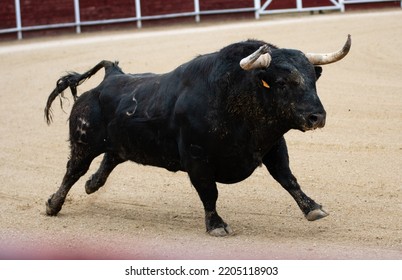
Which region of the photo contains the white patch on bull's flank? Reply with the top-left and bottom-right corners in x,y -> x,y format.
76,117 -> 90,143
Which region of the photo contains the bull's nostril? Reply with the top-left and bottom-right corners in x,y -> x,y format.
308,113 -> 325,128
309,114 -> 319,123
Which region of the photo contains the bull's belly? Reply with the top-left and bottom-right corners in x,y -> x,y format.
108,120 -> 266,182
122,149 -> 260,184
124,144 -> 182,172
107,117 -> 182,171
127,151 -> 181,172
113,139 -> 261,183
108,134 -> 182,172
214,156 -> 262,184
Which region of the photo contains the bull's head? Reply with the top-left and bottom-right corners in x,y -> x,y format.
240,35 -> 351,132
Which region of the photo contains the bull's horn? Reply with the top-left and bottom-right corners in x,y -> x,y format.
240,44 -> 271,70
306,34 -> 351,65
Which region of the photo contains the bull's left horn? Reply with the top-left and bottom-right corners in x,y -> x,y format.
240,44 -> 271,70
306,34 -> 351,65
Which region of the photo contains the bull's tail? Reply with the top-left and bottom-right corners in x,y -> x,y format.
44,60 -> 120,125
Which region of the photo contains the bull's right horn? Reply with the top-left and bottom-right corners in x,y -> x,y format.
240,44 -> 271,70
306,34 -> 352,65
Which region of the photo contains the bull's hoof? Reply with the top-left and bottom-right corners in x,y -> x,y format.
306,208 -> 329,221
85,176 -> 98,194
45,194 -> 61,216
208,225 -> 234,237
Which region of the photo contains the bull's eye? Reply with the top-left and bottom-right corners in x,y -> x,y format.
275,79 -> 286,89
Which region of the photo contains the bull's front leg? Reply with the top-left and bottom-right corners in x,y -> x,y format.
183,144 -> 233,236
191,174 -> 234,237
263,137 -> 328,221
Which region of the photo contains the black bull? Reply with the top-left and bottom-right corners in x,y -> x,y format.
44,36 -> 351,236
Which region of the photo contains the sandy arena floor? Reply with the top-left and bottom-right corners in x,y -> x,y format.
0,10 -> 401,259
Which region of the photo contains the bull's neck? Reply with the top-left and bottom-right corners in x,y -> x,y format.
224,90 -> 289,148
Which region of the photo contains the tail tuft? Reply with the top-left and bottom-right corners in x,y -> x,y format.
44,72 -> 81,125
44,60 -> 116,125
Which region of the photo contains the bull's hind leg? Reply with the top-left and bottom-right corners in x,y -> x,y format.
85,153 -> 124,194
46,94 -> 106,216
46,145 -> 100,216
263,137 -> 328,221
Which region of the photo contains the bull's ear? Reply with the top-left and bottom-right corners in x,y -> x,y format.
315,66 -> 322,81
